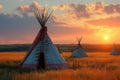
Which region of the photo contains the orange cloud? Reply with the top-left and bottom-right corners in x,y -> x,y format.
52,4 -> 66,11
52,5 -> 58,10
104,4 -> 120,14
67,3 -> 90,18
88,2 -> 104,14
87,16 -> 120,27
16,2 -> 120,18
17,5 -> 30,12
16,1 -> 42,16
59,4 -> 66,10
0,3 -> 3,9
65,2 -> 120,19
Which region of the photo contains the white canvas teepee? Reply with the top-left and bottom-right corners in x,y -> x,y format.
110,43 -> 120,55
20,8 -> 67,69
72,37 -> 87,57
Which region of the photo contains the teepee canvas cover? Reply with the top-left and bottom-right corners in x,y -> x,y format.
21,8 -> 67,69
72,37 -> 87,57
110,43 -> 120,55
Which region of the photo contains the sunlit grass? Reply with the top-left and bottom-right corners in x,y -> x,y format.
0,52 -> 120,80
0,52 -> 26,61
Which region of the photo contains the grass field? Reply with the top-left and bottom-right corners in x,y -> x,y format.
0,52 -> 120,80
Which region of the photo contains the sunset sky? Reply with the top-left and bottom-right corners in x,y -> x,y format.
0,0 -> 120,44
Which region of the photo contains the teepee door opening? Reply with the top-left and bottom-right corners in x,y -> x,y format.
37,52 -> 45,70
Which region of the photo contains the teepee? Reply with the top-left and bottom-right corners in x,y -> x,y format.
20,8 -> 67,70
72,37 -> 87,57
110,43 -> 120,55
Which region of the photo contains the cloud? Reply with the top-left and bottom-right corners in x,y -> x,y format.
20,0 -> 24,2
87,16 -> 120,27
67,3 -> 90,18
94,2 -> 103,11
65,2 -> 120,19
59,4 -> 66,10
16,2 -> 120,18
0,10 -> 96,44
1,2 -> 120,44
0,3 -> 3,9
52,5 -> 58,10
104,4 -> 120,14
52,4 -> 66,11
89,2 -> 104,14
16,1 -> 42,16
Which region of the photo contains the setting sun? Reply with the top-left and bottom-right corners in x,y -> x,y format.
104,35 -> 109,40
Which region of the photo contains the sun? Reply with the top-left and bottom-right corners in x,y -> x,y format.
104,35 -> 109,40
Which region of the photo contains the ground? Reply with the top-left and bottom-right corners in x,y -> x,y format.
0,52 -> 120,80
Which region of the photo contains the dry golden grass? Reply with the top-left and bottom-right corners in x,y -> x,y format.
0,52 -> 26,61
0,52 -> 120,80
13,69 -> 120,80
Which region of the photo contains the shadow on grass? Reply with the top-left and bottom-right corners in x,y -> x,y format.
0,61 -> 33,74
0,61 -> 35,80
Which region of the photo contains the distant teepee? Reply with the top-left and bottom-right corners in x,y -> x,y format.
72,37 -> 87,57
20,8 -> 67,70
110,43 -> 120,55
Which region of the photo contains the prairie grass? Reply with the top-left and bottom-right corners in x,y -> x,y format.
0,52 -> 120,80
0,52 -> 26,61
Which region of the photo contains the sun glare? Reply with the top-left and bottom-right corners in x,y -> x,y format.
104,35 -> 109,40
